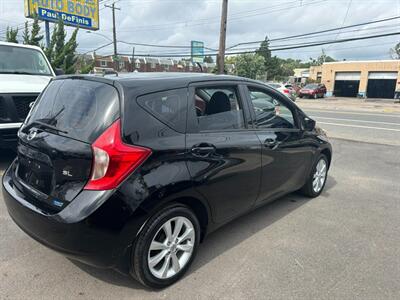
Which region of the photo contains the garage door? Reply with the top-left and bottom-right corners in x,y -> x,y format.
334,72 -> 361,97
367,72 -> 397,99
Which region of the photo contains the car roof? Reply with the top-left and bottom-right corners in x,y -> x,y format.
0,41 -> 44,52
57,72 -> 261,90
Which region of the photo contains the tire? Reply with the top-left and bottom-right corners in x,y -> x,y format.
299,95 -> 303,99
299,154 -> 328,197
131,204 -> 200,289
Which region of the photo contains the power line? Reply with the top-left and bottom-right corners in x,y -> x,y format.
227,15 -> 400,49
111,18 -> 399,54
99,0 -> 326,33
112,31 -> 400,58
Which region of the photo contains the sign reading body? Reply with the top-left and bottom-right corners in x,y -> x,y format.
191,41 -> 204,63
24,0 -> 100,31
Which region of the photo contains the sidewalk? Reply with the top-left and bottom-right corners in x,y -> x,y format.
296,97 -> 400,114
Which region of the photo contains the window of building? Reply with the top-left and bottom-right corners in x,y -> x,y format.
100,60 -> 107,67
248,87 -> 296,129
119,61 -> 125,69
193,86 -> 245,131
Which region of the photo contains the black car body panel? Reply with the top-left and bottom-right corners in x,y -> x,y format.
2,73 -> 332,275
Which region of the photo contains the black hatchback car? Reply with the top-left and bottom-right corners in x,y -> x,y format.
2,73 -> 332,288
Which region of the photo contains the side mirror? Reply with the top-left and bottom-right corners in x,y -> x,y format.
304,117 -> 316,131
54,68 -> 65,76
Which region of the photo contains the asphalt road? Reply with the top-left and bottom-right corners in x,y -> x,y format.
297,98 -> 400,146
306,109 -> 400,146
1,103 -> 400,299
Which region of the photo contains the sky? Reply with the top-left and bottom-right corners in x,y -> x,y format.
0,0 -> 399,62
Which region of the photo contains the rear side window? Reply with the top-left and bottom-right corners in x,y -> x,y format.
137,88 -> 187,133
26,79 -> 120,143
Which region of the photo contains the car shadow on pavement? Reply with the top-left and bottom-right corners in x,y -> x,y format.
69,260 -> 146,290
67,175 -> 336,290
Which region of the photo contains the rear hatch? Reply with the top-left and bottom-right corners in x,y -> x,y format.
15,78 -> 120,212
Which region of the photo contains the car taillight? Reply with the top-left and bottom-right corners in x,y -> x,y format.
283,89 -> 290,94
84,119 -> 152,191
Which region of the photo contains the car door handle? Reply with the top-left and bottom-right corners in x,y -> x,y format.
191,144 -> 216,157
264,138 -> 278,148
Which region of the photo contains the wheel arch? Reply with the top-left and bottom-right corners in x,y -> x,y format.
137,194 -> 211,243
320,148 -> 332,168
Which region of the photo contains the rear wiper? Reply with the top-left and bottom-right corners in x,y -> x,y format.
25,120 -> 68,134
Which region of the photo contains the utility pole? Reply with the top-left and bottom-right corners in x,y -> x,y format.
217,0 -> 228,74
45,21 -> 50,48
105,2 -> 121,71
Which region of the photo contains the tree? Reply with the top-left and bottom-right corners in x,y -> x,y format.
390,42 -> 400,59
204,55 -> 214,63
235,53 -> 266,79
6,27 -> 18,43
256,36 -> 271,60
29,14 -> 43,46
310,49 -> 336,66
44,26 -> 57,63
44,19 -> 79,73
22,22 -> 30,44
63,28 -> 79,74
52,19 -> 67,68
79,58 -> 95,74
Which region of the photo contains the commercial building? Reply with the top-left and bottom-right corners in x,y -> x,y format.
309,60 -> 400,99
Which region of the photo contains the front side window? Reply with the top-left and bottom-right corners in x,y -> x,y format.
193,86 -> 245,131
248,87 -> 296,129
0,45 -> 52,76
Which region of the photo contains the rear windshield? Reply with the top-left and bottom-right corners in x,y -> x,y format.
26,79 -> 120,143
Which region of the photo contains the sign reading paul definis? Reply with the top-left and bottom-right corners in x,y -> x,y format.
24,0 -> 100,31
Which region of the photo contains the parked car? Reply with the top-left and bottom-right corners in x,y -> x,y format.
0,42 -> 56,149
285,83 -> 301,95
299,83 -> 327,99
2,73 -> 332,289
266,82 -> 297,101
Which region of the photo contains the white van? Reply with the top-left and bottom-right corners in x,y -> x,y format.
0,41 -> 55,149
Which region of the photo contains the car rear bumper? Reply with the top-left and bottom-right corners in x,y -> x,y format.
2,162 -> 132,271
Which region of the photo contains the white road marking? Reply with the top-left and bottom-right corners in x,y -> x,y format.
313,116 -> 400,126
306,109 -> 400,118
318,122 -> 400,132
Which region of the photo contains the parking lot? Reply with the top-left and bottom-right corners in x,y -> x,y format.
1,98 -> 399,299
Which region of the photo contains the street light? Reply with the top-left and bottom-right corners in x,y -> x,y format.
86,31 -> 113,42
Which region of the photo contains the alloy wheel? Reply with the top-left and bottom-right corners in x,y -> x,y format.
312,159 -> 327,193
147,216 -> 195,279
